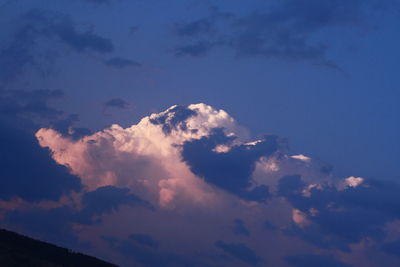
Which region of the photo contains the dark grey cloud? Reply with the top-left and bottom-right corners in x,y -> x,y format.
0,89 -> 82,202
149,105 -> 197,135
181,128 -> 277,202
285,254 -> 353,267
0,9 -> 114,84
82,186 -> 154,216
4,207 -> 85,248
175,18 -> 215,37
175,41 -> 217,57
104,98 -> 130,109
0,120 -> 82,202
3,186 -> 151,248
0,89 -> 64,120
278,175 -> 400,250
173,0 -> 392,67
0,26 -> 36,84
102,235 -> 201,267
104,57 -> 141,68
51,114 -> 92,140
23,10 -> 114,54
215,240 -> 260,266
174,6 -> 233,38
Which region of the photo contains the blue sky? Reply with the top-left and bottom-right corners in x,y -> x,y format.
1,0 -> 400,266
2,0 -> 399,180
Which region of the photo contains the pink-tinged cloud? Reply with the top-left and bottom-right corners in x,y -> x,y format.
23,103 -> 400,266
36,104 -> 244,208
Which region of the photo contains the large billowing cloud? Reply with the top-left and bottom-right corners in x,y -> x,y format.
1,103 -> 397,266
36,104 -> 247,207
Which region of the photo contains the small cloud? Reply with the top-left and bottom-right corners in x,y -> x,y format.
175,42 -> 214,57
291,154 -> 311,162
104,57 -> 141,69
175,18 -> 214,37
129,26 -> 139,34
104,98 -> 130,109
344,176 -> 364,188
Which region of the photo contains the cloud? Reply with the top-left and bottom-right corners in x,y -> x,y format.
51,114 -> 92,140
23,10 -> 114,54
104,57 -> 141,69
215,240 -> 260,265
82,186 -> 154,216
0,122 -> 82,202
285,254 -> 353,267
277,174 -> 400,251
103,98 -> 130,109
0,89 -> 83,203
0,26 -> 36,84
35,104 -> 259,206
173,0 -> 393,67
102,235 -> 199,267
175,41 -> 216,57
3,185 -> 151,248
0,89 -> 64,120
181,128 -> 277,202
4,206 -> 83,247
0,9 -> 114,84
0,102 -> 398,266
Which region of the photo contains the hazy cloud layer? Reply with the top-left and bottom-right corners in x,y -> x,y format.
174,0 -> 394,67
0,9 -> 114,85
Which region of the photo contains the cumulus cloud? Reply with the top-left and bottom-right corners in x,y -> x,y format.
36,104 -> 246,208
1,102 -> 397,266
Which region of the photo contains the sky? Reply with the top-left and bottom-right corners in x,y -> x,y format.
0,0 -> 400,266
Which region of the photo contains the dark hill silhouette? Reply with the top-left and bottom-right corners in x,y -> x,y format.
0,228 -> 118,267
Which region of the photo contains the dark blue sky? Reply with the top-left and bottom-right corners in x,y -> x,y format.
1,1 -> 400,266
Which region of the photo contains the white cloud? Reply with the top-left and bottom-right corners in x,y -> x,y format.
31,103 -> 392,267
345,176 -> 364,188
291,154 -> 311,162
36,103 -> 243,208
